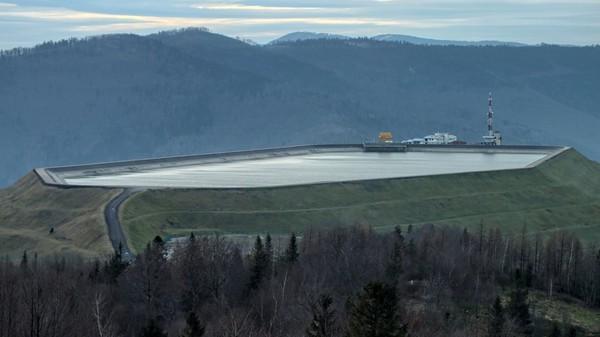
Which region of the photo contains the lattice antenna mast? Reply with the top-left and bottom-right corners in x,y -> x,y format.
487,92 -> 494,137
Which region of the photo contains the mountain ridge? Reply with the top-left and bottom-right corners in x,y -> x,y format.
268,31 -> 528,46
0,28 -> 599,187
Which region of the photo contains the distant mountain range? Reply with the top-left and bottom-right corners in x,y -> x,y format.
270,32 -> 528,46
0,28 -> 599,186
269,32 -> 351,44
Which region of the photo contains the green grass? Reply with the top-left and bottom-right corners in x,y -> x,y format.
121,149 -> 600,253
0,172 -> 120,260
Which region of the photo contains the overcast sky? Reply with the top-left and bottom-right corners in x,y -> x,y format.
1,0 -> 599,49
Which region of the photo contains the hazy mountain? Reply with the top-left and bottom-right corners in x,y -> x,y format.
270,32 -> 526,46
269,32 -> 350,44
372,34 -> 527,46
0,28 -> 599,186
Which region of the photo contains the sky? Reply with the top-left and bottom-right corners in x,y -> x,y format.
0,0 -> 599,49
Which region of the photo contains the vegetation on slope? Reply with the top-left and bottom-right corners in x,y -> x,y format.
0,172 -> 120,259
3,225 -> 599,336
121,149 -> 600,253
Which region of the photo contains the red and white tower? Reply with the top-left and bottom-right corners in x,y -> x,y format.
487,92 -> 494,137
483,92 -> 502,145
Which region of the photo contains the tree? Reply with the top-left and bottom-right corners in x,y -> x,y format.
306,294 -> 337,337
20,250 -> 28,271
385,226 -> 404,284
180,311 -> 205,337
139,319 -> 167,337
265,233 -> 274,278
284,232 -> 299,265
104,244 -> 128,283
489,296 -> 504,337
508,270 -> 531,335
92,292 -> 118,337
347,282 -> 406,337
247,235 -> 268,291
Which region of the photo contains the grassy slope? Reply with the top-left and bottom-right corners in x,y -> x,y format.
121,149 -> 600,253
0,172 -> 120,260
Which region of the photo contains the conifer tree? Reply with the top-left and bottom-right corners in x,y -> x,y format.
20,250 -> 28,271
385,226 -> 404,284
508,269 -> 532,335
247,235 -> 268,291
285,232 -> 299,264
306,294 -> 337,337
347,282 -> 406,337
489,296 -> 505,337
104,244 -> 128,283
265,233 -> 274,278
180,311 -> 205,337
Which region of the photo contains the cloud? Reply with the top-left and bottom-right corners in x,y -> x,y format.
0,0 -> 598,47
192,3 -> 351,13
0,4 -> 471,32
70,17 -> 465,33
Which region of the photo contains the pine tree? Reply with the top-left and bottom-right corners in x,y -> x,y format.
508,270 -> 532,335
247,235 -> 268,291
139,319 -> 167,337
385,226 -> 404,284
20,250 -> 28,271
285,232 -> 299,264
265,233 -> 274,278
489,296 -> 504,337
180,311 -> 205,337
153,235 -> 165,251
306,294 -> 337,337
104,247 -> 127,283
347,282 -> 406,337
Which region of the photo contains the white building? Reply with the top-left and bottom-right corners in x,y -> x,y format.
402,133 -> 458,145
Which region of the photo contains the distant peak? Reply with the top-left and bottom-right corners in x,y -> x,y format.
268,31 -> 527,47
269,32 -> 351,45
371,34 -> 528,47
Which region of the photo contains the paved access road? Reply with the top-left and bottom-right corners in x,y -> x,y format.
104,188 -> 141,261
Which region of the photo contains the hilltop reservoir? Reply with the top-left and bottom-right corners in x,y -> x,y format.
36,145 -> 565,189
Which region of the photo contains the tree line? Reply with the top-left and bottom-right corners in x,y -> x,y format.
0,224 -> 598,336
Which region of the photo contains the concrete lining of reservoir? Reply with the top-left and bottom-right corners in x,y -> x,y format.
34,144 -> 569,189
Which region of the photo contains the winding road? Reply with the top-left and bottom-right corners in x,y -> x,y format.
104,188 -> 141,261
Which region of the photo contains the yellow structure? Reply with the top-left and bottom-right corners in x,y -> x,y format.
378,132 -> 393,143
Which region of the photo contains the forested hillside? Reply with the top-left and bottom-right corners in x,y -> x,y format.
2,226 -> 600,336
1,28 -> 599,186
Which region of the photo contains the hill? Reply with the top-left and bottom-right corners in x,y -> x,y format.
371,34 -> 527,46
269,32 -> 351,44
268,32 -> 526,46
0,173 -> 119,260
1,147 -> 600,258
1,28 -> 600,187
120,148 -> 600,253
